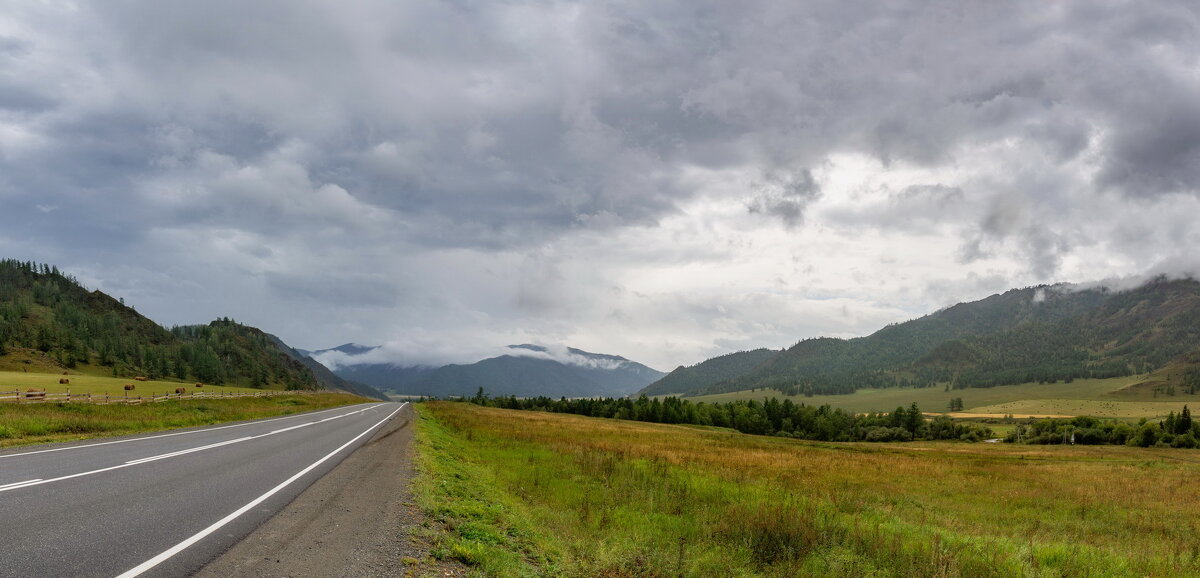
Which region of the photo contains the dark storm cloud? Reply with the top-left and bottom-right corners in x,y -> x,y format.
747,169 -> 821,228
9,1 -> 1200,246
2,0 -> 1200,367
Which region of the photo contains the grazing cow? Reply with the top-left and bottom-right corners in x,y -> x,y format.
195,383 -> 204,388
134,376 -> 148,382
124,384 -> 135,391
62,371 -> 69,375
175,387 -> 187,394
59,378 -> 69,384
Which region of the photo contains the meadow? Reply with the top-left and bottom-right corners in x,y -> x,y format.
415,401 -> 1200,577
0,369 -> 270,397
687,375 -> 1200,419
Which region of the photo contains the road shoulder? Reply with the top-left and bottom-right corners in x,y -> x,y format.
193,404 -> 466,577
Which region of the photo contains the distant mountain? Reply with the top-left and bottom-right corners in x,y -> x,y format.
296,343 -> 378,358
330,363 -> 436,392
303,343 -> 436,392
269,338 -> 387,400
653,277 -> 1200,397
0,259 -> 378,397
315,343 -> 665,398
639,348 -> 778,396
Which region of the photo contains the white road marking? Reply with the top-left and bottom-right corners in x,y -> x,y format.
0,403 -> 377,460
0,479 -> 42,491
0,404 -> 388,493
124,437 -> 254,465
116,403 -> 407,578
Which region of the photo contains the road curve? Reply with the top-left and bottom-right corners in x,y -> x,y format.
0,401 -> 407,578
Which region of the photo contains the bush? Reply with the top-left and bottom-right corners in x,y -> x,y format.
1172,433 -> 1198,449
864,426 -> 910,442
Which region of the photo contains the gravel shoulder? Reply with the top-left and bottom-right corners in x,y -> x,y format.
193,403 -> 466,577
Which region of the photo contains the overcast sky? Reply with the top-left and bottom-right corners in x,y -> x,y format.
2,1 -> 1199,370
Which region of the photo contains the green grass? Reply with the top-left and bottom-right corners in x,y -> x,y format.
415,402 -> 1200,577
0,369 -> 270,397
0,393 -> 367,447
412,404 -> 559,576
685,375 -> 1200,418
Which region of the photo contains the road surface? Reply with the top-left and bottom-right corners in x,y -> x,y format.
0,401 -> 406,577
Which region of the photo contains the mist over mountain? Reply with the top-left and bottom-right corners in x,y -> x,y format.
312,343 -> 664,398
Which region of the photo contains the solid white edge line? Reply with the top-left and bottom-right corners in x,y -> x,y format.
0,403 -> 377,460
115,402 -> 407,578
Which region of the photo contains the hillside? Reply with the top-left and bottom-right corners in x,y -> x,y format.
0,259 -> 376,396
639,348 -> 777,396
322,344 -> 665,398
650,277 -> 1200,397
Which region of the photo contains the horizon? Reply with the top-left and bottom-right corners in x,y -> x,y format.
3,2 -> 1199,371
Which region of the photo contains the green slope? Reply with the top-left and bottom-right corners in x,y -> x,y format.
639,348 -> 777,396
676,278 -> 1200,397
0,259 -> 361,394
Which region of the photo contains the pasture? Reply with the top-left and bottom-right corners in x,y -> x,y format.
686,375 -> 1198,419
0,369 -> 267,397
415,401 -> 1200,577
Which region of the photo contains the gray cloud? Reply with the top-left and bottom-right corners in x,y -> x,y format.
1,0 -> 1199,369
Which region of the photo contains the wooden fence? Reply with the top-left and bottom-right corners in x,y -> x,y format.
0,389 -> 302,405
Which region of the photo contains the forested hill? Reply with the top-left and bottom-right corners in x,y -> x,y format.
0,259 -> 371,395
639,348 -> 778,396
647,277 -> 1200,397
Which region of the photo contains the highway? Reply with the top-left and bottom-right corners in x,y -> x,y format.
0,401 -> 407,578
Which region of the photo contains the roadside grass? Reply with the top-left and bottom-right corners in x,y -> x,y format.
0,369 -> 271,396
416,401 -> 1200,577
685,375 -> 1200,418
0,393 -> 367,447
412,405 -> 559,576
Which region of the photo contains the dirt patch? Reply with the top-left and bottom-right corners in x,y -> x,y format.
193,404 -> 467,577
946,412 -> 1073,419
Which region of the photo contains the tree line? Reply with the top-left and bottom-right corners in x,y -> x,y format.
466,391 -> 994,443
1009,406 -> 1200,448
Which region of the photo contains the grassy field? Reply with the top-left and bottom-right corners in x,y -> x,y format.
415,401 -> 1200,577
966,399 -> 1197,419
0,392 -> 367,447
0,369 -> 269,397
686,375 -> 1200,419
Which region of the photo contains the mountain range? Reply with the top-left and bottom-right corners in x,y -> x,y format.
639,277 -> 1200,397
0,259 -> 386,400
310,343 -> 665,398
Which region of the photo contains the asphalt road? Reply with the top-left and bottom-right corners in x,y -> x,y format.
0,401 -> 406,578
